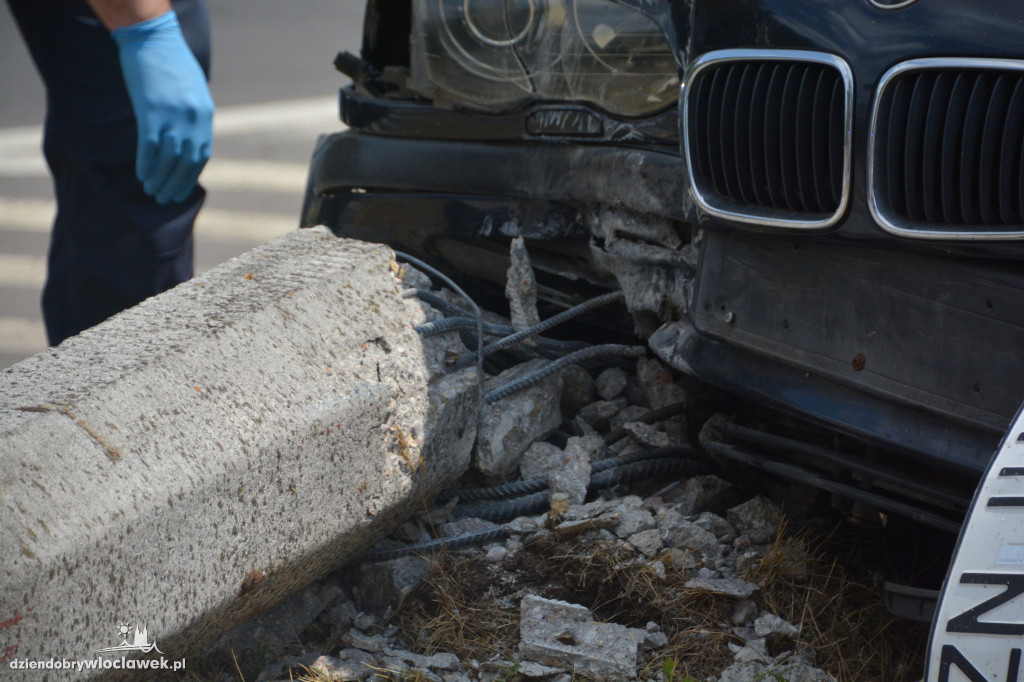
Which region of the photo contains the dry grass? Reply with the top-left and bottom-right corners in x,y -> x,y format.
397,514 -> 928,682
399,535 -> 737,681
745,522 -> 928,681
400,549 -> 520,665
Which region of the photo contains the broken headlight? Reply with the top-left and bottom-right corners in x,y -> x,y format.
409,0 -> 679,118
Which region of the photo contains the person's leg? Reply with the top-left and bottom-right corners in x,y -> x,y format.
6,0 -> 210,346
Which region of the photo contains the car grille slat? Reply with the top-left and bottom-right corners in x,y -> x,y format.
706,69 -> 728,198
870,59 -> 1024,239
827,78 -> 843,207
731,64 -> 755,204
903,75 -> 932,222
718,66 -> 741,201
959,76 -> 992,225
762,64 -> 786,209
920,73 -> 952,224
794,67 -> 817,211
778,65 -> 800,211
693,75 -> 712,179
747,64 -> 771,206
885,79 -> 910,219
998,78 -> 1024,224
979,75 -> 1013,225
683,50 -> 852,229
939,75 -> 971,224
810,69 -> 832,212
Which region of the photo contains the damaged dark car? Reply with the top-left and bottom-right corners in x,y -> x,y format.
302,0 -> 1024,641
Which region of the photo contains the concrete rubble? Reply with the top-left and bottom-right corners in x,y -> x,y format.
191,276 -> 838,681
2,232 -> 896,681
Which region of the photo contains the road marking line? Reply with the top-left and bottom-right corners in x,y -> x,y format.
0,197 -> 53,230
213,96 -> 341,135
0,197 -> 297,244
0,95 -> 342,153
0,254 -> 46,289
195,207 -> 297,243
0,317 -> 47,354
0,157 -> 312,194
200,159 -> 310,193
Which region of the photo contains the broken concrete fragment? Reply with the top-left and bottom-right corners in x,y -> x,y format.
566,434 -> 607,464
561,364 -> 599,416
695,512 -> 738,543
669,475 -> 738,515
518,595 -> 642,681
338,647 -> 379,672
641,626 -> 669,651
754,613 -> 800,640
730,640 -> 771,663
663,547 -> 697,573
658,510 -> 721,562
716,662 -> 770,682
727,495 -> 782,545
343,628 -> 389,653
475,358 -> 563,476
595,367 -> 629,401
531,436 -> 596,505
208,581 -> 343,666
636,357 -> 687,409
718,661 -> 834,682
309,654 -> 373,681
485,546 -> 508,562
520,441 -> 565,480
611,496 -> 657,538
577,398 -> 628,431
685,575 -> 759,599
627,528 -> 664,557
622,420 -> 671,448
356,555 -> 432,619
388,647 -> 436,671
610,404 -> 648,432
517,660 -> 566,678
646,559 -> 667,580
431,652 -> 461,671
731,600 -> 758,626
506,237 -> 542,336
548,452 -> 591,505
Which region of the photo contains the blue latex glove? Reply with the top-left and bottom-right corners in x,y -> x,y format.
112,11 -> 214,205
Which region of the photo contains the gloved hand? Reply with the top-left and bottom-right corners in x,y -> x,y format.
112,10 -> 214,205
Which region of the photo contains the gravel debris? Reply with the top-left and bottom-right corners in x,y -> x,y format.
193,278 -> 922,682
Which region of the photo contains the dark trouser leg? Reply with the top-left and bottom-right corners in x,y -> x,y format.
6,0 -> 211,346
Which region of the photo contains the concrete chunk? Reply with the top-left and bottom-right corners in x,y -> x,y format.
727,495 -> 782,545
474,359 -> 562,477
518,595 -> 642,680
0,228 -> 477,672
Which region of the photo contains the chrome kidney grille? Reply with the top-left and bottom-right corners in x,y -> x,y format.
682,49 -> 853,230
869,58 -> 1024,240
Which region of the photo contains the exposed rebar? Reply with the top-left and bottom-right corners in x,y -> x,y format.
415,317 -> 513,338
484,344 -> 646,404
362,527 -> 510,563
405,288 -> 474,319
436,446 -> 699,504
393,252 -> 485,405
449,291 -> 624,372
451,454 -> 713,521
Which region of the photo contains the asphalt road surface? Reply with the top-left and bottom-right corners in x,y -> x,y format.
0,0 -> 364,369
